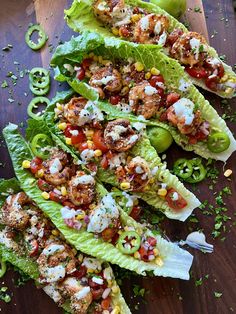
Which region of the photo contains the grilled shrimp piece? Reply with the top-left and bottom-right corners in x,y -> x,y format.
170,32 -> 208,67
116,156 -> 151,191
93,0 -> 127,25
166,106 -> 202,135
129,82 -> 161,119
0,192 -> 30,230
104,119 -> 139,152
63,97 -> 88,125
42,150 -> 72,186
58,277 -> 93,314
37,242 -> 77,283
68,171 -> 96,206
89,66 -> 122,98
133,14 -> 169,44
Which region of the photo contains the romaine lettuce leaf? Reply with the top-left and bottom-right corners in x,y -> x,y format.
51,33 -> 236,161
64,0 -> 236,98
3,123 -> 193,280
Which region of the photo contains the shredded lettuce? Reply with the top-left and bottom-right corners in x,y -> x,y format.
51,33 -> 236,161
64,0 -> 236,98
3,123 -> 193,280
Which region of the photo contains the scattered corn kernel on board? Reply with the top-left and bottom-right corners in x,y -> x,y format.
0,0 -> 236,313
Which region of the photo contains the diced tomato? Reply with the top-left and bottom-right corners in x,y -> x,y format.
100,156 -> 108,169
101,297 -> 111,310
138,246 -> 149,262
91,288 -> 104,300
167,28 -> 184,46
81,58 -> 92,69
71,131 -> 86,145
64,125 -> 81,138
159,112 -> 168,122
30,157 -> 43,174
78,142 -> 88,152
147,237 -> 157,247
110,95 -> 121,105
73,265 -> 87,279
37,179 -> 53,192
49,191 -> 66,204
205,76 -> 218,91
93,130 -> 109,153
28,240 -> 39,257
62,200 -> 78,209
119,25 -> 130,37
166,92 -> 180,106
76,67 -> 85,80
165,188 -> 187,211
205,59 -> 225,78
150,75 -> 165,86
217,63 -> 225,78
185,66 -> 208,79
101,227 -> 118,242
130,206 -> 141,221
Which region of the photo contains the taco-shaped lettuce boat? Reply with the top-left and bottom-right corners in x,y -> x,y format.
51,33 -> 236,162
3,122 -> 193,280
44,89 -> 200,221
64,0 -> 236,98
0,178 -> 130,314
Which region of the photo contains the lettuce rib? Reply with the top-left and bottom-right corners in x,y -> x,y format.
3,123 -> 193,280
51,33 -> 236,161
64,0 -> 236,98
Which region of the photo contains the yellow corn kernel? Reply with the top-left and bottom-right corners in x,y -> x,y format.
87,140 -> 94,149
56,103 -> 63,111
155,257 -> 164,267
52,229 -> 59,236
98,56 -> 103,64
65,137 -> 72,145
88,52 -> 94,58
85,70 -> 92,78
22,160 -> 31,169
85,129 -> 94,138
134,251 -> 141,259
150,67 -> 160,75
120,86 -> 129,95
107,279 -> 113,287
58,122 -> 67,130
145,72 -> 151,80
61,186 -> 67,196
149,178 -> 155,184
220,74 -> 229,83
94,149 -> 103,157
134,199 -> 139,206
37,169 -> 44,178
126,156 -> 132,163
225,87 -> 233,94
76,213 -> 85,220
224,169 -> 232,177
118,230 -> 123,235
41,192 -> 50,200
89,203 -> 96,210
124,226 -> 130,232
111,285 -> 119,294
143,185 -> 150,191
112,27 -> 119,36
111,306 -> 120,314
93,55 -> 98,62
134,61 -> 144,72
228,78 -> 236,83
153,248 -> 159,256
87,268 -> 95,273
120,182 -> 131,190
158,188 -> 167,197
102,60 -> 111,66
131,14 -> 141,22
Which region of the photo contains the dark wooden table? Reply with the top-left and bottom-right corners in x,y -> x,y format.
0,0 -> 236,313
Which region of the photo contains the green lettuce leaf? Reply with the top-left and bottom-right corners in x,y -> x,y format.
51,33 -> 236,161
64,0 -> 236,98
3,123 -> 193,280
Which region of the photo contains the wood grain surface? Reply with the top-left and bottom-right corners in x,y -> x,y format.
0,0 -> 236,313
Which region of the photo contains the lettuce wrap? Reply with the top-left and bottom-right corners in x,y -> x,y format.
50,33 -> 236,162
0,178 -> 131,314
44,89 -> 200,221
3,122 -> 193,280
64,0 -> 236,98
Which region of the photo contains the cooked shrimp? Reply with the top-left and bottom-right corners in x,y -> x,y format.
0,192 -> 30,230
89,66 -> 122,98
129,82 -> 161,119
116,156 -> 151,191
166,106 -> 202,135
58,277 -> 92,314
104,119 -> 139,152
170,32 -> 208,66
68,171 -> 96,206
133,14 -> 169,44
37,242 -> 77,283
63,97 -> 88,125
42,150 -> 72,186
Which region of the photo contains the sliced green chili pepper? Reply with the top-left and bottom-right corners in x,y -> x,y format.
117,231 -> 141,255
31,134 -> 52,159
29,67 -> 50,89
185,158 -> 206,183
173,158 -> 193,180
207,132 -> 230,153
0,259 -> 7,278
29,82 -> 50,96
25,25 -> 48,50
27,97 -> 50,120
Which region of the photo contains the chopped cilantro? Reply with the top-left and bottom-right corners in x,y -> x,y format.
133,284 -> 146,297
214,292 -> 222,298
0,287 -> 11,303
1,80 -> 8,88
195,278 -> 203,286
194,6 -> 202,13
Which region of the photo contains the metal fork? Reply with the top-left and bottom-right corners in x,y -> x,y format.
178,231 -> 214,254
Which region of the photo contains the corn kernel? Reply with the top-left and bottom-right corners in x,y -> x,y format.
85,70 -> 92,78
112,27 -> 119,36
120,182 -> 131,190
98,56 -> 103,64
65,137 -> 72,145
22,160 -> 31,169
151,67 -> 160,75
153,248 -> 159,256
134,62 -> 144,72
61,186 -> 67,196
120,86 -> 129,96
155,257 -> 164,267
158,188 -> 167,197
111,285 -> 119,294
37,169 -> 44,178
143,185 -> 150,191
76,213 -> 85,220
41,192 -> 50,200
224,169 -> 232,177
58,122 -> 67,130
131,14 -> 141,22
225,87 -> 233,94
134,199 -> 139,206
149,178 -> 155,184
145,72 -> 151,80
52,229 -> 59,236
111,306 -> 120,314
89,204 -> 96,210
56,103 -> 63,111
107,279 -> 113,287
88,52 -> 94,58
87,268 -> 94,273
228,78 -> 236,83
134,251 -> 141,259
220,74 -> 228,83
93,55 -> 98,62
94,149 -> 103,157
87,140 -> 94,149
126,156 -> 132,163
85,129 -> 94,138
102,60 -> 112,66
